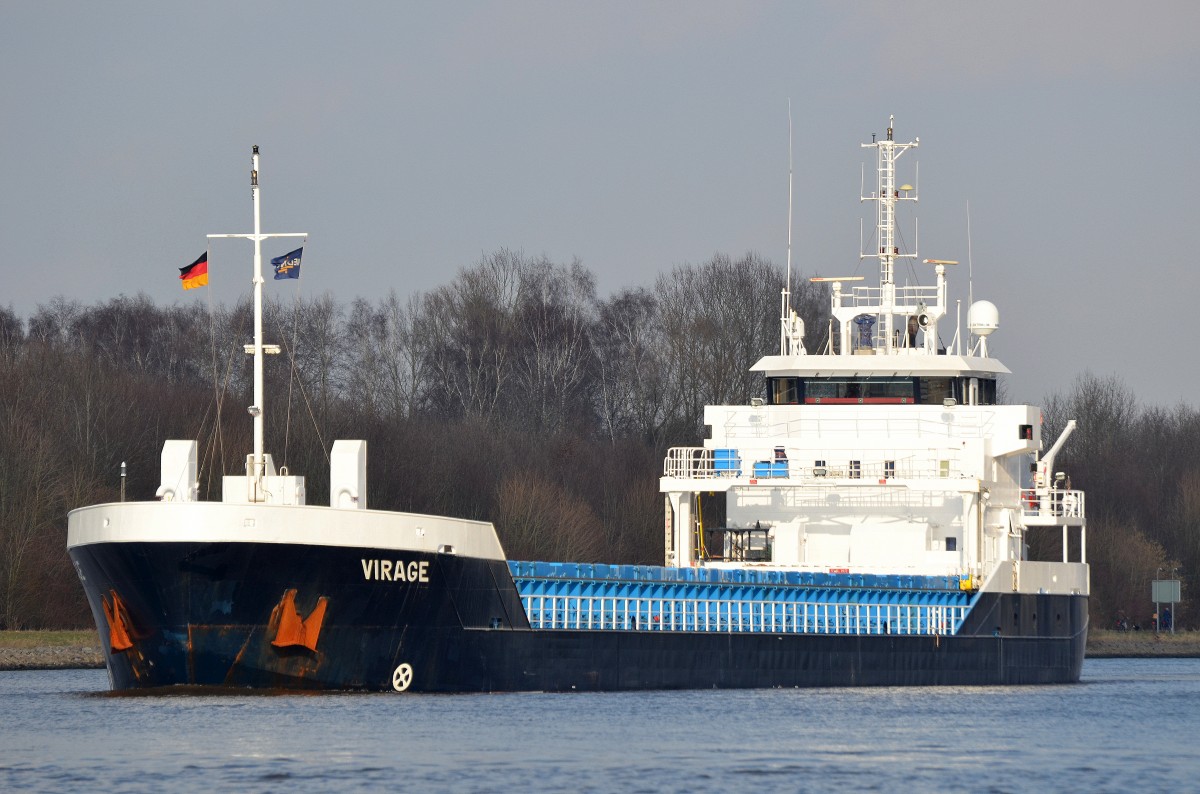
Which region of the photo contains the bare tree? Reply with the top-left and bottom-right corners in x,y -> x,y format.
510,256 -> 597,434
656,252 -> 782,439
421,252 -> 524,424
0,413 -> 64,627
591,287 -> 670,444
0,307 -> 23,359
380,291 -> 432,420
495,470 -> 606,562
342,297 -> 390,420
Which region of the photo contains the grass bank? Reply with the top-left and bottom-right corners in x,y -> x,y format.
1086,629 -> 1200,657
0,629 -> 99,649
0,630 -> 104,671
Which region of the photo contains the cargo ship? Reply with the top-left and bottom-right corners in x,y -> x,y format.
67,120 -> 1088,692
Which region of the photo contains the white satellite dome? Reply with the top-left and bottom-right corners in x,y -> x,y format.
967,300 -> 999,337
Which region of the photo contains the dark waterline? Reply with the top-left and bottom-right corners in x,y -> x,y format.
3,658 -> 1198,793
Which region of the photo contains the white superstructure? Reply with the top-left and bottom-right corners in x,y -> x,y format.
661,118 -> 1086,595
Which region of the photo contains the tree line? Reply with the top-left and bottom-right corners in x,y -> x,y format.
0,249 -> 1189,631
0,251 -> 826,628
1039,374 -> 1192,630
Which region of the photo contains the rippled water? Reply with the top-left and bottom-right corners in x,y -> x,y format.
2,659 -> 1198,792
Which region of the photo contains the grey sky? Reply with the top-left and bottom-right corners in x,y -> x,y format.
2,1 -> 1197,405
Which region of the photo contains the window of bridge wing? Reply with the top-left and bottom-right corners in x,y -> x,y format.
768,377 -> 799,405
919,377 -> 954,405
978,378 -> 998,405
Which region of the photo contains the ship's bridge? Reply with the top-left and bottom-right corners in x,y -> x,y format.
751,354 -> 1010,407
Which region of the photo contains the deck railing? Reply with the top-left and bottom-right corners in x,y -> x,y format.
663,446 -> 957,481
1020,489 -> 1086,521
720,411 -> 998,441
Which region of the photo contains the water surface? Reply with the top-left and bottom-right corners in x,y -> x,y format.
2,659 -> 1197,792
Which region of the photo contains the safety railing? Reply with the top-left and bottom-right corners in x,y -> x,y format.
839,284 -> 940,310
663,447 -> 958,482
714,407 -> 999,442
1020,489 -> 1086,521
663,447 -> 718,478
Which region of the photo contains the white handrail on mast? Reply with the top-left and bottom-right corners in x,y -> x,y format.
207,145 -> 306,493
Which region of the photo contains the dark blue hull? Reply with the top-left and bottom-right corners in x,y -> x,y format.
69,541 -> 1087,691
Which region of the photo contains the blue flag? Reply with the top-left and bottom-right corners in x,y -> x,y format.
271,247 -> 303,280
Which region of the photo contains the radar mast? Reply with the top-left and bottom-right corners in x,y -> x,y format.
860,116 -> 919,353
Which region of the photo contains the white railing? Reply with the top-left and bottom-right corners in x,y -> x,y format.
663,447 -> 962,482
1020,489 -> 1086,521
773,486 -> 948,510
757,412 -> 995,441
663,447 -> 717,478
840,284 -> 940,310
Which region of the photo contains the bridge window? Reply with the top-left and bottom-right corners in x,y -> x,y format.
768,377 -> 799,405
918,377 -> 956,405
803,377 -> 915,404
767,376 -> 999,406
978,378 -> 998,405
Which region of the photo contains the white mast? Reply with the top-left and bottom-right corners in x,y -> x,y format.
860,116 -> 918,353
780,100 -> 795,355
777,102 -> 807,356
208,145 -> 306,497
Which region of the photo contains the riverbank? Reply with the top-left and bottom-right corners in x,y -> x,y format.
2,629 -> 1197,671
0,630 -> 104,671
1085,629 -> 1200,658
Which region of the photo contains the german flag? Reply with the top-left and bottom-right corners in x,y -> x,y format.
179,252 -> 209,290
